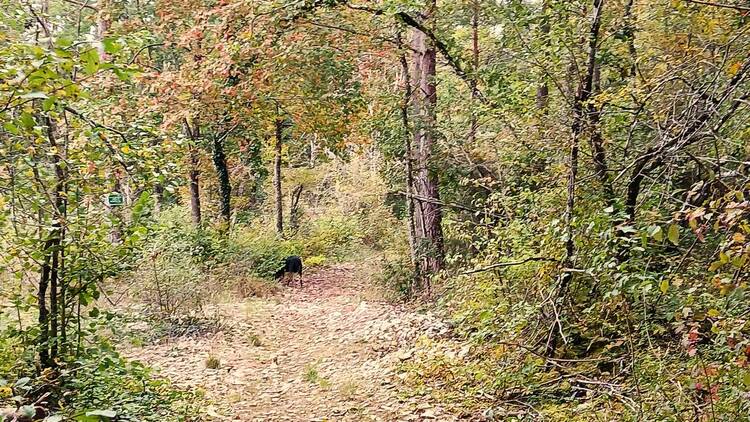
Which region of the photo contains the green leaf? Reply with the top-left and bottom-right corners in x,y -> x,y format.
3,122 -> 19,134
56,36 -> 73,48
42,96 -> 56,111
743,372 -> 750,388
731,254 -> 747,269
648,225 -> 663,242
85,410 -> 117,419
668,224 -> 680,245
81,48 -> 100,75
14,377 -> 30,388
20,406 -> 36,418
102,38 -> 121,54
707,309 -> 720,318
708,260 -> 723,272
19,112 -> 36,129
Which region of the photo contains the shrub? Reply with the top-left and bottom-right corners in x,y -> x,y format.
205,355 -> 221,370
304,255 -> 327,268
377,256 -> 414,300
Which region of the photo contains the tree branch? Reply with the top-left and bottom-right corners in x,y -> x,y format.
462,257 -> 560,275
684,0 -> 750,12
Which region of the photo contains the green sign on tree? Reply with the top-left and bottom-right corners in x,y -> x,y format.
106,192 -> 124,207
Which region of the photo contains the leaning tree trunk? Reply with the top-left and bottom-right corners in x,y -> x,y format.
274,118 -> 284,235
212,135 -> 232,225
411,0 -> 445,281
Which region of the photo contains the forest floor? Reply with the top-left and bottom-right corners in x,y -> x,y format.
124,264 -> 463,421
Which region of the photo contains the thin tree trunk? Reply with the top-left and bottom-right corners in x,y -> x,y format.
309,135 -> 316,168
469,0 -> 480,142
547,0 -> 605,358
623,0 -> 637,79
274,118 -> 284,235
184,120 -> 202,226
212,135 -> 232,224
536,0 -> 550,110
45,115 -> 66,364
289,184 -> 303,231
411,0 -> 444,281
588,64 -> 615,206
38,244 -> 52,369
398,31 -> 422,292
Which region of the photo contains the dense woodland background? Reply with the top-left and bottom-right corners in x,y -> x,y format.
1,0 -> 750,420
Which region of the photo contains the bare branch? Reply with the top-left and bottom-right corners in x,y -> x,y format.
684,0 -> 750,12
462,257 -> 560,275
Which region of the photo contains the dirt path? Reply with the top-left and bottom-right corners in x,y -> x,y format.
126,264 -> 459,421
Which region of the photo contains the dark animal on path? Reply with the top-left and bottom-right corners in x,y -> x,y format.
274,256 -> 303,287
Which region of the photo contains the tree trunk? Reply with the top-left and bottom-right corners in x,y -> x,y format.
184,120 -> 202,226
289,184 -> 303,231
536,0 -> 550,110
274,118 -> 284,235
410,0 -> 444,281
45,116 -> 66,364
398,31 -> 422,292
309,134 -> 317,168
212,135 -> 232,224
547,0 -> 604,358
37,241 -> 52,369
469,0 -> 480,143
588,64 -> 615,206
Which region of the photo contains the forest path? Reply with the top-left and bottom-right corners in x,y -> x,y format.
126,264 -> 460,421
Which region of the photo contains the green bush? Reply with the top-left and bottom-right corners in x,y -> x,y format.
229,224 -> 303,278
303,215 -> 361,259
377,256 -> 414,299
61,351 -> 203,421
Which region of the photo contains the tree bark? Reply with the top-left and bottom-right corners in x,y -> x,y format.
274,118 -> 284,235
289,184 -> 303,231
469,0 -> 480,142
211,135 -> 232,224
184,120 -> 202,226
37,241 -> 52,369
410,0 -> 444,280
398,31 -> 422,292
44,115 -> 66,364
588,64 -> 615,206
536,0 -> 550,111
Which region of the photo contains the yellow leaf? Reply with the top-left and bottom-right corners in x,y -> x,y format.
707,309 -> 721,318
668,224 -> 680,245
728,61 -> 742,76
121,145 -> 131,154
660,279 -> 669,294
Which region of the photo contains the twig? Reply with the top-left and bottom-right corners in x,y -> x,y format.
684,0 -> 750,12
462,257 -> 559,275
394,191 -> 506,220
